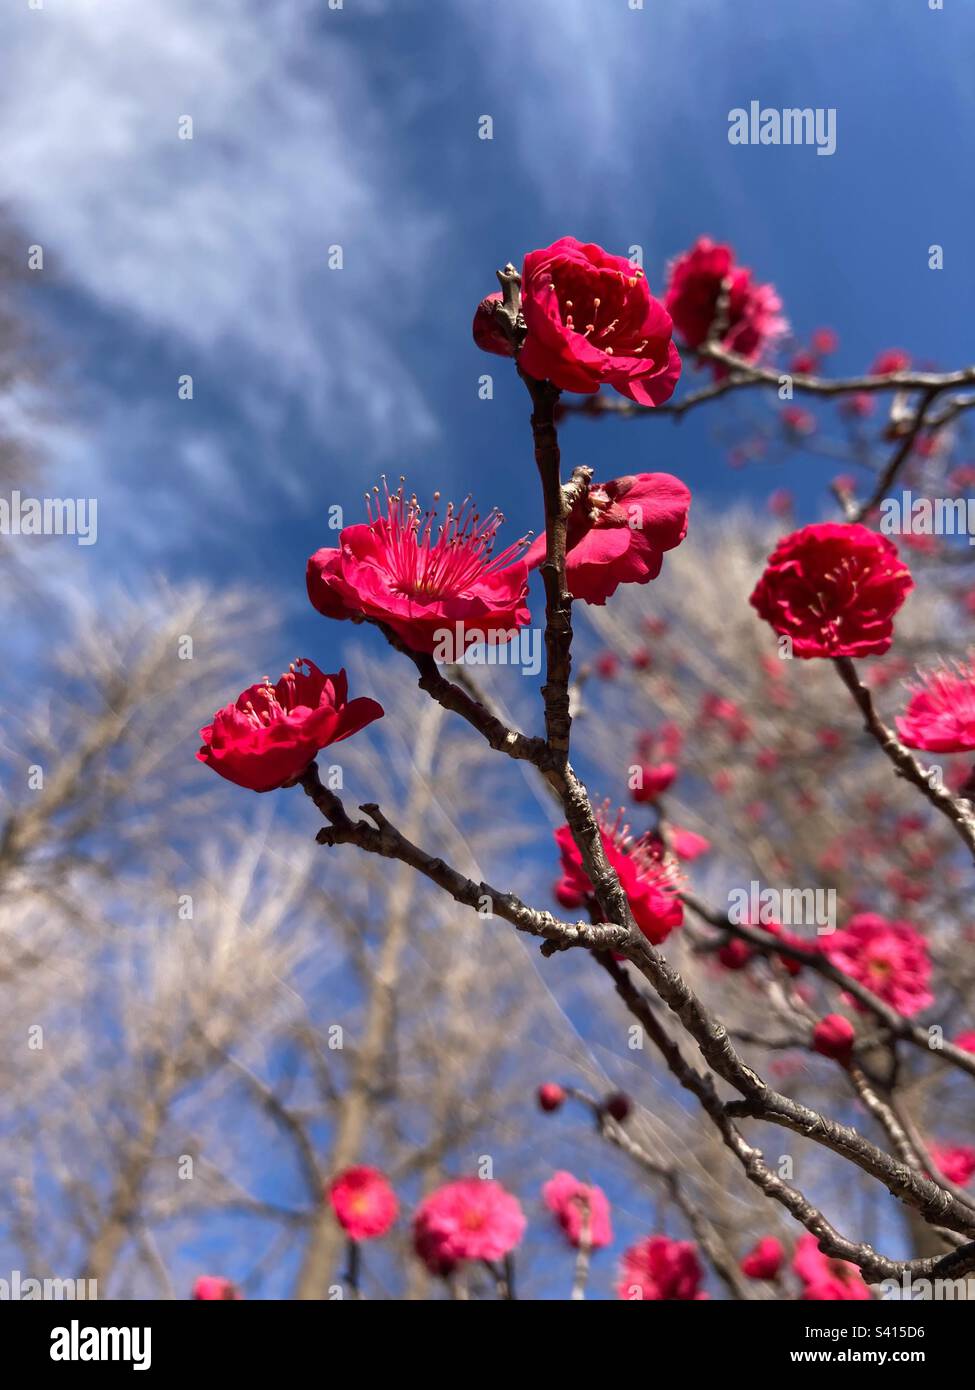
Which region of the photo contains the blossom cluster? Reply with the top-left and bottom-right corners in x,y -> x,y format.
189,231 -> 974,1303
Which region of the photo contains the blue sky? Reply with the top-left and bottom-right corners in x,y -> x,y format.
6,0 -> 974,678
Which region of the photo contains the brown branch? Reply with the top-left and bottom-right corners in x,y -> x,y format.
696,343 -> 975,398
597,953 -> 975,1283
522,370 -> 574,759
371,621 -> 547,766
298,765 -> 629,955
847,387 -> 940,523
567,1082 -> 750,1300
561,355 -> 975,420
682,892 -> 975,1083
834,655 -> 975,859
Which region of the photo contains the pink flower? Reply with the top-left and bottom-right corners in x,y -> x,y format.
718,937 -> 753,971
955,1031 -> 975,1054
537,1082 -> 566,1113
630,761 -> 678,802
765,920 -> 808,976
664,236 -> 786,364
668,826 -> 711,861
471,292 -> 514,357
197,661 -> 383,793
519,237 -> 681,406
896,659 -> 975,752
812,1014 -> 856,1062
698,692 -> 751,741
617,1235 -> 707,1300
637,723 -> 683,760
872,349 -> 912,376
750,523 -> 913,659
412,1178 -> 525,1276
554,811 -> 683,946
768,488 -> 794,518
542,1172 -> 613,1250
929,1145 -> 975,1187
781,405 -> 816,436
307,481 -> 530,656
825,913 -> 933,1017
525,472 -> 690,606
812,327 -> 839,356
740,1236 -> 784,1280
840,392 -> 876,420
328,1166 -> 398,1241
793,1234 -> 871,1301
192,1276 -> 241,1300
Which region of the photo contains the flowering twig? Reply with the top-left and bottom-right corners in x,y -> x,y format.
372,621 -> 547,765
846,386 -> 940,523
404,651 -> 975,1252
297,765 -> 629,954
567,1081 -> 750,1300
606,929 -> 975,1240
561,354 -> 975,420
695,343 -> 975,399
833,655 -> 975,859
597,953 -> 975,1283
682,892 -> 975,1082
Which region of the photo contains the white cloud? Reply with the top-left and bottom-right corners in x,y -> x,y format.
462,0 -> 724,222
1,0 -> 440,461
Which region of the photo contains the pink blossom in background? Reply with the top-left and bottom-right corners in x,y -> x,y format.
811,327 -> 839,355
537,1083 -> 566,1113
812,1014 -> 856,1062
793,1235 -> 871,1301
617,1235 -> 707,1300
328,1166 -> 398,1240
193,1276 -> 241,1300
871,348 -> 912,375
740,1236 -> 784,1280
896,659 -> 975,752
668,825 -> 711,861
825,914 -> 933,1017
554,813 -> 683,946
542,1171 -> 612,1249
630,760 -> 678,802
412,1178 -> 525,1276
664,236 -> 785,365
929,1145 -> 975,1187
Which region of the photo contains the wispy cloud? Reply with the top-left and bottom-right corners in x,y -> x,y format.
1,0 -> 441,487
